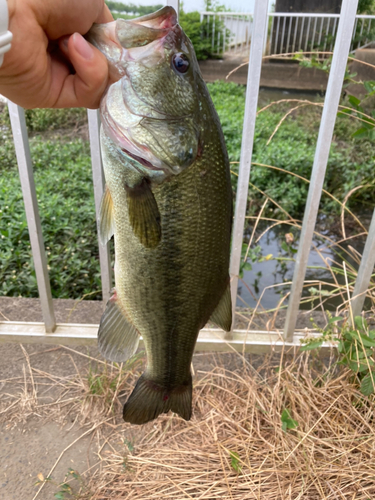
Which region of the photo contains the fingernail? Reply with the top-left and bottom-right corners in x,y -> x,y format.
60,36 -> 69,51
72,33 -> 94,60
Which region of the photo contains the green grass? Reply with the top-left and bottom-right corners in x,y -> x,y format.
0,123 -> 104,299
0,81 -> 374,299
208,81 -> 375,216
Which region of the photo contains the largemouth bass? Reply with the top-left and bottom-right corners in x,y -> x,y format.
88,7 -> 232,425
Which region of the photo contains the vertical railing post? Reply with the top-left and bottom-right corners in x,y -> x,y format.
350,209 -> 375,319
263,14 -> 269,55
229,1 -> 269,332
8,102 -> 56,333
87,110 -> 112,303
283,0 -> 360,342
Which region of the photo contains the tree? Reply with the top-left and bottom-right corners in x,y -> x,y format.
357,0 -> 375,13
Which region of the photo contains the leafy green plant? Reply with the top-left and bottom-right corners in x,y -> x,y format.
294,52 -> 375,141
239,243 -> 262,278
301,315 -> 375,396
179,10 -> 213,60
179,7 -> 230,60
54,468 -> 88,499
229,451 -> 242,473
34,468 -> 86,500
301,313 -> 343,351
338,316 -> 375,396
105,2 -> 163,16
358,0 -> 375,13
0,133 -> 104,300
280,409 -> 298,432
338,85 -> 375,141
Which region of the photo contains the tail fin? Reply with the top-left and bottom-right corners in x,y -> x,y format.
123,374 -> 192,425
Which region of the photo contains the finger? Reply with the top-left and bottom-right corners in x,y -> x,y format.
32,0 -> 113,39
52,33 -> 109,108
97,5 -> 114,24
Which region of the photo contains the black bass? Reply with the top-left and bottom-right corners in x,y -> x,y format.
88,7 -> 232,425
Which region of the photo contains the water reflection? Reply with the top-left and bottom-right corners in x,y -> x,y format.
238,220 -> 366,311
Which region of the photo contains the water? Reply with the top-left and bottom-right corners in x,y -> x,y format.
238,218 -> 368,311
236,87 -> 369,312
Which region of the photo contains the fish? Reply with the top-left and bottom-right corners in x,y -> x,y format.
87,6 -> 233,425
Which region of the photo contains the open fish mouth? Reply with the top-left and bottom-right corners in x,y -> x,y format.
88,7 -> 198,177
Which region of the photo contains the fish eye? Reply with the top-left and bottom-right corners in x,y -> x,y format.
172,53 -> 190,74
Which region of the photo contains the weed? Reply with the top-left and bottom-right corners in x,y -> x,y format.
54,468 -> 88,499
301,314 -> 375,396
280,408 -> 298,432
229,451 -> 242,473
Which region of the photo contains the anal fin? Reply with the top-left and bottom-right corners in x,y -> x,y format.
98,186 -> 115,246
98,295 -> 140,362
209,284 -> 232,332
126,178 -> 161,249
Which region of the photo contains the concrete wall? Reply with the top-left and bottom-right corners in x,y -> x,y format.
347,48 -> 375,97
199,48 -> 375,93
198,58 -> 328,91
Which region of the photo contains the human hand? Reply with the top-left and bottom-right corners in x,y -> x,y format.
0,0 -> 113,109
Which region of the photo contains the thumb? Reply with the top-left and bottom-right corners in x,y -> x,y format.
54,33 -> 109,109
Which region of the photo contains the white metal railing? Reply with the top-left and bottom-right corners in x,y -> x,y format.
200,11 -> 375,55
1,0 -> 375,352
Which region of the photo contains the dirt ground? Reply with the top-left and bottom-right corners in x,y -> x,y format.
0,297 -> 113,499
1,296 -> 372,499
0,296 -> 270,499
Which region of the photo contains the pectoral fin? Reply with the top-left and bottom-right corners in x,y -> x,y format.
126,178 -> 161,249
98,186 -> 115,246
209,284 -> 232,332
98,295 -> 140,362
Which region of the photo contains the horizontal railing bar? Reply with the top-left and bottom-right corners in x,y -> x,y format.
0,321 -> 335,353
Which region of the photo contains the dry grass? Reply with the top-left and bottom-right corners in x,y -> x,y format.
0,347 -> 143,427
2,347 -> 375,499
82,351 -> 375,499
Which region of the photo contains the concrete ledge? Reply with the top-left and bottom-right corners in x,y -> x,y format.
199,59 -> 328,90
350,48 -> 375,81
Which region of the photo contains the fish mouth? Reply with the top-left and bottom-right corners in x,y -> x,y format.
89,7 -> 196,177
87,7 -> 178,76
